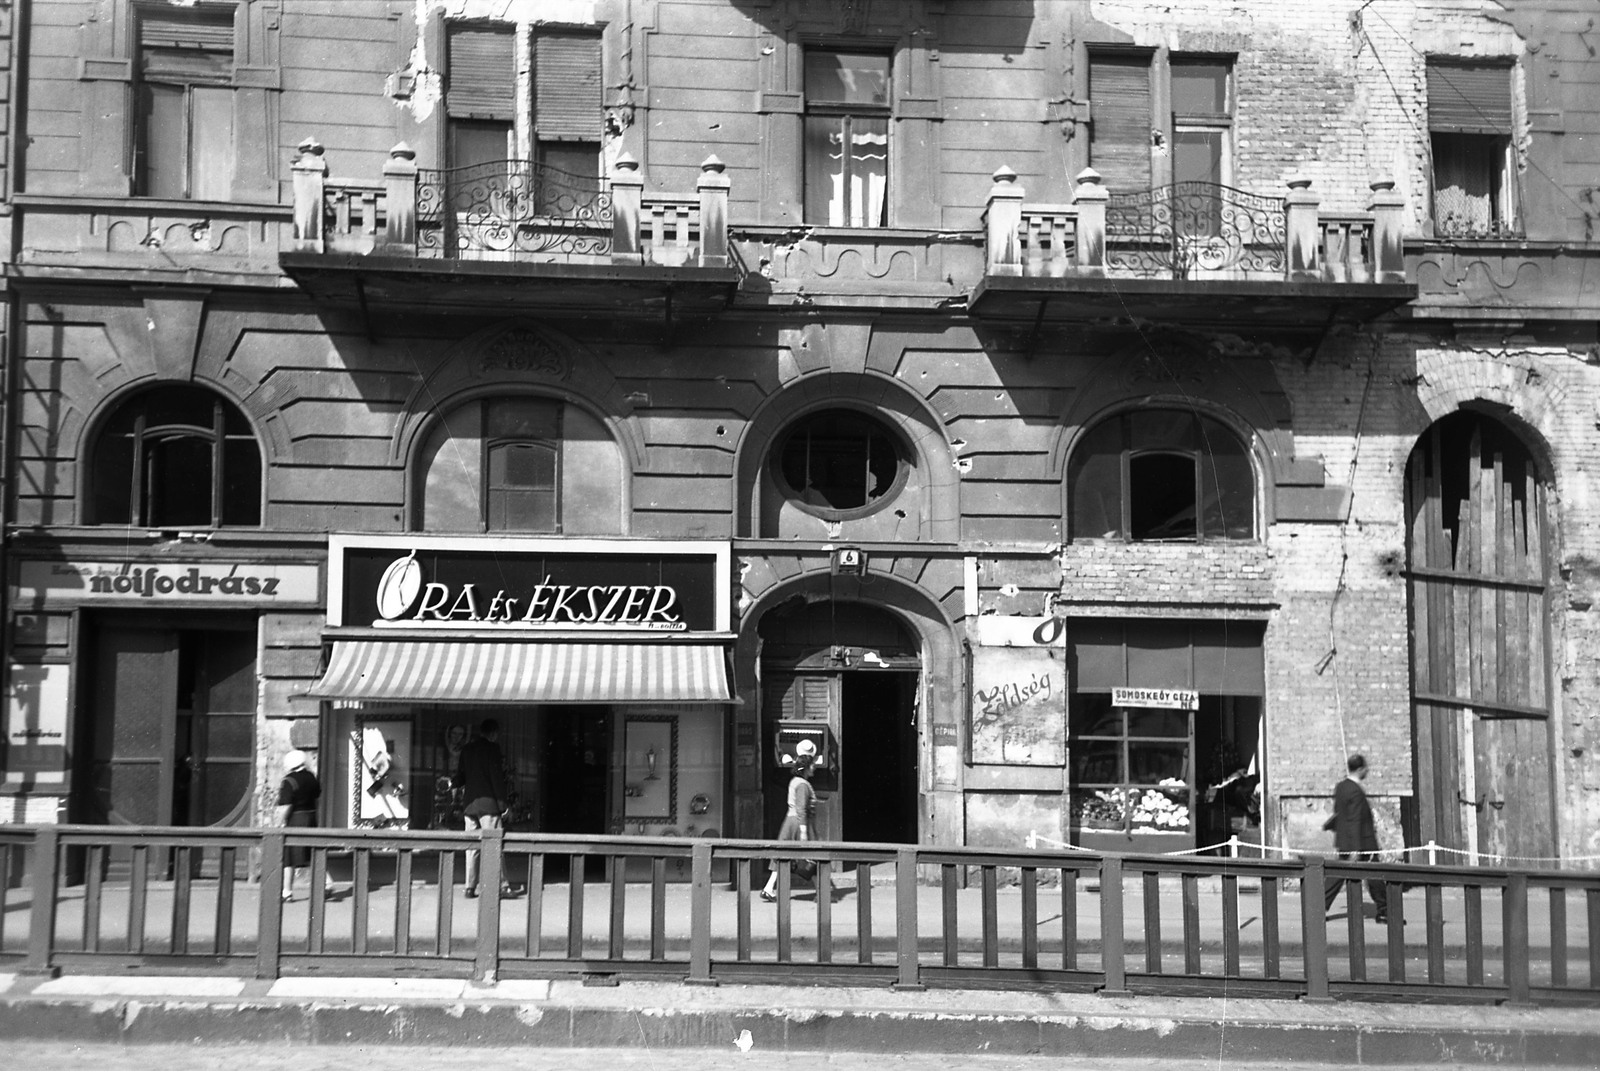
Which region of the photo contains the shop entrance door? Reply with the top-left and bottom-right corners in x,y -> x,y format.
76,615 -> 256,829
538,705 -> 612,835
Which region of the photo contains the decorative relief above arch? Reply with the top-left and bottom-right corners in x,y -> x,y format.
470,327 -> 573,382
394,320 -> 645,469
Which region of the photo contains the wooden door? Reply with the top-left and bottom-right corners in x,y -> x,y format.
1406,412 -> 1552,860
88,624 -> 178,825
191,630 -> 258,826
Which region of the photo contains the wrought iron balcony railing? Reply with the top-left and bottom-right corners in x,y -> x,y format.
1105,181 -> 1287,277
416,159 -> 614,259
984,168 -> 1408,285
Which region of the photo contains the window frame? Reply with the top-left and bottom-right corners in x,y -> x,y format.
1168,56 -> 1234,190
771,408 -> 911,523
416,396 -> 571,535
443,20 -> 603,179
803,47 -> 893,228
1068,408 -> 1256,544
132,1 -> 237,200
88,387 -> 262,529
1425,58 -> 1520,239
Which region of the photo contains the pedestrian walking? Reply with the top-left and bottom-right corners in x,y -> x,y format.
275,750 -> 331,902
454,718 -> 514,898
762,745 -> 819,902
1323,753 -> 1391,922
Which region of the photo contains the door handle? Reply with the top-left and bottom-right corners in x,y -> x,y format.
1458,792 -> 1486,812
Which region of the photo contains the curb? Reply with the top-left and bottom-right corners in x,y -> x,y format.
1,988 -> 1597,1064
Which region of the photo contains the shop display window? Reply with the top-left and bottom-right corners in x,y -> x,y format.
1068,692 -> 1263,851
1069,695 -> 1193,840
331,704 -> 725,841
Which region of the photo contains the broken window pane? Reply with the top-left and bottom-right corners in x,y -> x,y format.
777,410 -> 903,513
90,388 -> 259,527
1130,452 -> 1198,540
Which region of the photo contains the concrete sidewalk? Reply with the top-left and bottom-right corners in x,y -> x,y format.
2,970 -> 1598,1065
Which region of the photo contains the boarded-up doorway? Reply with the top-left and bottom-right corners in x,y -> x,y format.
1405,410 -> 1553,861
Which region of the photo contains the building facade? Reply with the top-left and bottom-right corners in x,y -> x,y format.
1,0 -> 1597,867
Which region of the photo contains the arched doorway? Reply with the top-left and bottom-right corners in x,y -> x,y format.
1405,410 -> 1553,861
759,600 -> 921,843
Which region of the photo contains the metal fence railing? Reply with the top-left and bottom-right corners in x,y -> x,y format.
1,825 -> 1595,1003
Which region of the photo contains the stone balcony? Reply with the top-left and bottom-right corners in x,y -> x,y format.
277,140 -> 739,320
969,167 -> 1417,330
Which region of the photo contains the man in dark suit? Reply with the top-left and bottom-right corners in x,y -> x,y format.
1323,753 -> 1390,921
455,718 -> 512,899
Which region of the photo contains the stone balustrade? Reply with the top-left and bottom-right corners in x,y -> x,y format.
985,167 -> 1408,284
289,138 -> 730,269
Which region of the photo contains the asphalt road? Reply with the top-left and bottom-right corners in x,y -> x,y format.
1,1045 -> 1503,1071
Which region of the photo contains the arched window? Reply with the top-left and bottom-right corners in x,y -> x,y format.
1069,408 -> 1253,541
89,386 -> 261,527
415,395 -> 623,533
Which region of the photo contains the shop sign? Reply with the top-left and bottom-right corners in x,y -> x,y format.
14,560 -> 321,606
1112,687 -> 1200,711
4,662 -> 70,782
330,535 -> 731,634
969,646 -> 1066,766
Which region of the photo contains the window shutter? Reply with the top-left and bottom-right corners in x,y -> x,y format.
447,25 -> 517,120
1089,55 -> 1153,192
1427,62 -> 1513,135
765,674 -> 833,721
139,7 -> 234,80
534,32 -> 602,140
139,8 -> 235,52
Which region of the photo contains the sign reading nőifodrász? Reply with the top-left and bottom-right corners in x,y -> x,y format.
14,560 -> 321,606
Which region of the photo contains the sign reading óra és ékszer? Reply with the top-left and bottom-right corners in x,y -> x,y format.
328,535 -> 732,633
1112,687 -> 1200,711
14,560 -> 321,605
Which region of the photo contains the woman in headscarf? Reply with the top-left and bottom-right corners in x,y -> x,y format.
275,750 -> 328,901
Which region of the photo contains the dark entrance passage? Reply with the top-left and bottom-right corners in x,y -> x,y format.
840,671 -> 918,843
759,599 -> 923,845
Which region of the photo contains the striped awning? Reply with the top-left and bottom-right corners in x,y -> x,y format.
305,641 -> 731,704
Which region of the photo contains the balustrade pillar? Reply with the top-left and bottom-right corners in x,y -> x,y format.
382,142 -> 418,254
1072,167 -> 1108,273
611,153 -> 645,266
290,137 -> 327,253
697,156 -> 730,268
1285,175 -> 1321,279
1368,179 -> 1406,283
984,166 -> 1025,276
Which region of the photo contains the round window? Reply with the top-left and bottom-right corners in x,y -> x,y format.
774,410 -> 906,517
